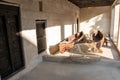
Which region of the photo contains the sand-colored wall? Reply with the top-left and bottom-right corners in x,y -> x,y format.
0,0 -> 80,80
79,6 -> 111,35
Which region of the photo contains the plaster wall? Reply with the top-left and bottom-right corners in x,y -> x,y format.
80,6 -> 111,35
0,0 -> 80,80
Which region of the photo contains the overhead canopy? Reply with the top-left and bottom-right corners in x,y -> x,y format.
68,0 -> 115,8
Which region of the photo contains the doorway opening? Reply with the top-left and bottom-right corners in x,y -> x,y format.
36,20 -> 47,54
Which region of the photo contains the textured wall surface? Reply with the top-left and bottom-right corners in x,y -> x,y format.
80,6 -> 111,35
0,0 -> 79,80
0,1 -> 112,80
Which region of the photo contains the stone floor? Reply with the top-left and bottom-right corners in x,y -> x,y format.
18,60 -> 120,80
18,39 -> 120,80
93,39 -> 119,60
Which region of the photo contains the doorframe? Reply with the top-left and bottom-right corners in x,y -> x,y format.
35,19 -> 47,54
0,3 -> 25,80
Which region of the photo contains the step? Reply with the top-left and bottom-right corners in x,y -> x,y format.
42,54 -> 101,64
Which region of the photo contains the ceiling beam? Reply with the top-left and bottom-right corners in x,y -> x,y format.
112,0 -> 118,6
68,0 -> 115,8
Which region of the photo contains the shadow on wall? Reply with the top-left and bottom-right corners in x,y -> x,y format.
79,6 -> 110,35
80,14 -> 104,34
19,29 -> 37,47
17,7 -> 110,49
17,23 -> 77,48
46,23 -> 78,47
80,7 -> 110,22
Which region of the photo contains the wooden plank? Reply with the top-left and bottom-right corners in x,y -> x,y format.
112,0 -> 118,6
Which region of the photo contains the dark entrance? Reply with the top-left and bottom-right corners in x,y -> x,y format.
36,20 -> 46,54
0,4 -> 24,79
77,18 -> 79,32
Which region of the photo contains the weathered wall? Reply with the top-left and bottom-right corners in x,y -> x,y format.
79,6 -> 111,35
0,0 -> 79,80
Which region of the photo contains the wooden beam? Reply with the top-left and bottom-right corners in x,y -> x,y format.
112,0 -> 118,6
0,0 -> 19,6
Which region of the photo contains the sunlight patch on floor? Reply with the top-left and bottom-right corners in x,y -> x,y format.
53,41 -> 119,60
